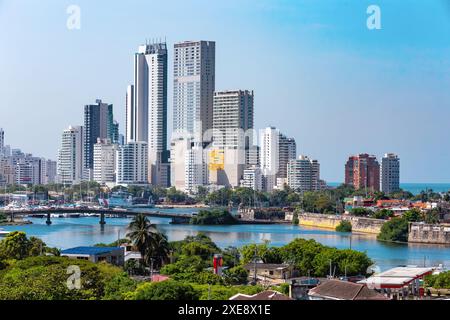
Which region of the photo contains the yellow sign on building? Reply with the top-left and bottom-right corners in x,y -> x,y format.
209,149 -> 225,171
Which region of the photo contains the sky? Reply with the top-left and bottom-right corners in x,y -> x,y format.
0,0 -> 450,183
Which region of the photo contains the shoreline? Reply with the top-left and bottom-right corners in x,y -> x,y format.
0,220 -> 33,226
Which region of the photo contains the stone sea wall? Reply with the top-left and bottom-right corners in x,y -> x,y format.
298,213 -> 385,235
408,223 -> 450,245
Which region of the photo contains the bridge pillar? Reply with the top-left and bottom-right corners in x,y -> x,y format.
9,211 -> 14,223
46,213 -> 52,225
99,212 -> 106,225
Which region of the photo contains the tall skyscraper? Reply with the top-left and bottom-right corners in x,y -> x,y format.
212,90 -> 254,149
278,135 -> 297,179
345,154 -> 380,192
126,42 -> 170,186
58,126 -> 83,185
0,128 -> 4,156
125,84 -> 135,143
83,99 -> 114,180
210,90 -> 254,187
173,40 -> 215,141
380,153 -> 400,194
287,155 -> 321,192
260,127 -> 280,191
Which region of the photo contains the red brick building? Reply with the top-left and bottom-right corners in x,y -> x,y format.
345,154 -> 380,191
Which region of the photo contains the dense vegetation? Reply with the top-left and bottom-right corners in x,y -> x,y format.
425,271 -> 450,289
0,222 -> 374,300
335,220 -> 352,233
190,209 -> 238,225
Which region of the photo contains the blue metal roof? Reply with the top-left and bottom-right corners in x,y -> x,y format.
61,246 -> 123,256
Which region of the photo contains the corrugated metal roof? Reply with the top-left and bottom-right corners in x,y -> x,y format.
61,246 -> 123,255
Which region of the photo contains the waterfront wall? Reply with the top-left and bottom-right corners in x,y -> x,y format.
298,213 -> 385,235
408,223 -> 450,245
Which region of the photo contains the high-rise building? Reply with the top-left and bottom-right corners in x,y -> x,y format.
125,84 -> 135,143
57,126 -> 83,185
83,99 -> 114,180
0,158 -> 15,186
116,142 -> 148,185
345,154 -> 380,191
278,135 -> 297,179
260,127 -> 280,191
0,128 -> 4,156
93,139 -> 117,185
173,40 -> 215,141
127,42 -> 170,187
212,90 -> 254,149
185,143 -> 208,194
44,159 -> 57,184
210,90 -> 254,187
240,166 -> 263,191
112,121 -> 120,144
287,155 -> 321,192
380,153 -> 400,194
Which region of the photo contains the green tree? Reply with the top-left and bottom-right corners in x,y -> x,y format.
126,214 -> 169,269
335,220 -> 352,232
350,208 -> 372,217
377,217 -> 409,242
223,266 -> 248,285
103,272 -> 137,300
372,209 -> 394,220
190,209 -> 237,225
0,231 -> 31,260
133,280 -> 199,300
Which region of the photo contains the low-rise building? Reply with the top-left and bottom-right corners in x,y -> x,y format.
309,279 -> 389,300
61,246 -> 124,266
243,263 -> 291,281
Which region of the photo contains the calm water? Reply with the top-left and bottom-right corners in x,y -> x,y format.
328,182 -> 450,195
2,208 -> 450,271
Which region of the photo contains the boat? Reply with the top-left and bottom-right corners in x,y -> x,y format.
98,191 -> 155,209
0,229 -> 10,238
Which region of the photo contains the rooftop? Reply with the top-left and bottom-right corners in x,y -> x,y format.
61,246 -> 123,256
243,263 -> 290,270
359,267 -> 434,289
308,280 -> 388,300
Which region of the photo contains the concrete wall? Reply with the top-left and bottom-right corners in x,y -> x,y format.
298,213 -> 385,235
408,223 -> 450,245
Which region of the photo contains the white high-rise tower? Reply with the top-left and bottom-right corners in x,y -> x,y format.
57,126 -> 83,185
380,153 -> 400,194
126,42 -> 169,186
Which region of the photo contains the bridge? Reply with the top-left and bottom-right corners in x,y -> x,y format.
0,208 -> 194,225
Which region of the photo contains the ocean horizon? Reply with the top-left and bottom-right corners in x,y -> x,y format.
327,182 -> 450,196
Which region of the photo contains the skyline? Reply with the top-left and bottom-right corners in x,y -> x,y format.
1,0 -> 450,183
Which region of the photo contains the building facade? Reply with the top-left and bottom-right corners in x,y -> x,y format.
211,90 -> 254,187
57,126 -> 84,185
287,155 -> 321,192
240,166 -> 263,191
345,154 -> 380,191
127,42 -> 170,187
93,139 -> 117,185
116,142 -> 148,185
380,153 -> 400,194
83,99 -> 114,180
173,40 -> 215,141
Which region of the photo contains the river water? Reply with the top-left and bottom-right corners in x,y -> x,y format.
2,208 -> 450,271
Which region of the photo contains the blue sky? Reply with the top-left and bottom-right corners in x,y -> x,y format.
0,0 -> 449,183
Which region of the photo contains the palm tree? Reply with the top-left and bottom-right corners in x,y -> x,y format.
151,232 -> 170,269
126,214 -> 159,266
